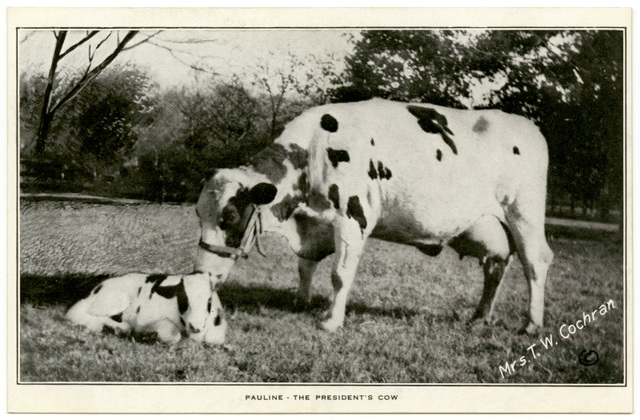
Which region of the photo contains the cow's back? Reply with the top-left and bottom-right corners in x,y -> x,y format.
283,98 -> 548,243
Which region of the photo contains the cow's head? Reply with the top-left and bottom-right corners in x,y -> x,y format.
194,170 -> 278,282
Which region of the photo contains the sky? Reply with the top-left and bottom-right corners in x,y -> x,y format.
18,29 -> 360,91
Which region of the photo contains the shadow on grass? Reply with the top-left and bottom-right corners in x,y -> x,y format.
20,274 -> 423,322
20,273 -> 110,308
219,282 -> 424,321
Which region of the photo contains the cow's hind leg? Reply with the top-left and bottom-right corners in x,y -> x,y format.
448,215 -> 514,325
469,256 -> 511,324
320,217 -> 367,332
506,205 -> 554,335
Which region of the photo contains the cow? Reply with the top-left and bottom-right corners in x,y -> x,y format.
194,98 -> 553,335
66,272 -> 227,345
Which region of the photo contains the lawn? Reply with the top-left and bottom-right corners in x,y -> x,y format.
18,200 -> 626,383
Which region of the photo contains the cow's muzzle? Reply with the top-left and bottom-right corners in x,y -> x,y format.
198,205 -> 265,261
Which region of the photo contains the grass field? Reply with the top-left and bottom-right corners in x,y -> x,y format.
18,200 -> 625,383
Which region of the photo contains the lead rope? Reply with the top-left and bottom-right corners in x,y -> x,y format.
254,210 -> 267,257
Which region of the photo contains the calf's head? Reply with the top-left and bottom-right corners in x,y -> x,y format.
153,273 -> 227,343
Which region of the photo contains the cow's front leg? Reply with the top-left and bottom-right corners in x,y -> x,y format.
146,319 -> 182,344
294,257 -> 319,310
320,218 -> 367,332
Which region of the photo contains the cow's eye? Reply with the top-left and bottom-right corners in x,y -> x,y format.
207,297 -> 212,313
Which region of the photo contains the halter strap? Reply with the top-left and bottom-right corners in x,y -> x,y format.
198,205 -> 263,260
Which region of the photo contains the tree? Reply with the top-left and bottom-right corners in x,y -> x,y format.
33,30 -> 155,155
486,31 -> 623,220
72,66 -> 155,164
336,29 -> 624,221
252,52 -> 302,140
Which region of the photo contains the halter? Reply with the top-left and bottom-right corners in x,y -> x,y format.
198,204 -> 266,260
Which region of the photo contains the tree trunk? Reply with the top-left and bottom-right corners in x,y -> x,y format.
35,31 -> 67,155
35,112 -> 54,155
34,30 -> 139,155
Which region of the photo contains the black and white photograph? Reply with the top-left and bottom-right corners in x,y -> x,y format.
8,7 -> 632,414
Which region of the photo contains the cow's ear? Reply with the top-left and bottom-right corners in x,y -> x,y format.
249,183 -> 278,205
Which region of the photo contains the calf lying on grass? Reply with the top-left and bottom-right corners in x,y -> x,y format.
66,272 -> 227,345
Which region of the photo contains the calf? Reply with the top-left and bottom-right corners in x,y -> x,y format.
66,272 -> 227,345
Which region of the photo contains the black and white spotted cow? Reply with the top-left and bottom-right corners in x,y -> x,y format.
195,98 -> 553,335
66,273 -> 227,344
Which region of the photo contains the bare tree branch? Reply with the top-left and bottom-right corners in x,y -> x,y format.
58,31 -> 99,59
155,37 -> 223,45
147,40 -> 216,74
19,31 -> 36,44
93,32 -> 113,54
122,30 -> 162,51
50,30 -> 139,115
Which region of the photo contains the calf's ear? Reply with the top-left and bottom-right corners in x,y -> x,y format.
249,183 -> 278,205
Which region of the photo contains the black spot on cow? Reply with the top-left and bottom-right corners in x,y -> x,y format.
249,143 -> 288,183
320,114 -> 339,132
331,272 -> 343,290
207,297 -> 212,313
328,184 -> 340,209
110,312 -> 123,323
326,148 -> 350,168
346,196 -> 367,232
180,318 -> 186,327
146,274 -> 168,284
297,172 -> 310,199
219,200 -> 241,232
370,138 -> 375,146
270,193 -> 301,222
308,189 -> 332,211
407,105 -> 458,155
513,146 -> 520,155
473,116 -> 489,133
293,212 -> 335,261
216,274 -> 223,281
500,221 -> 517,254
377,161 -> 392,180
287,144 -> 308,169
219,183 -> 276,247
436,149 -> 443,161
136,306 -> 141,314
214,313 -> 222,327
152,278 -> 189,314
415,243 -> 444,257
368,160 -> 378,180
137,286 -> 142,296
92,284 -> 102,294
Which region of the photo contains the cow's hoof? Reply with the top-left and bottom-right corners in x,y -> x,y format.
292,296 -> 310,312
466,312 -> 496,328
518,322 -> 542,336
319,317 -> 343,332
